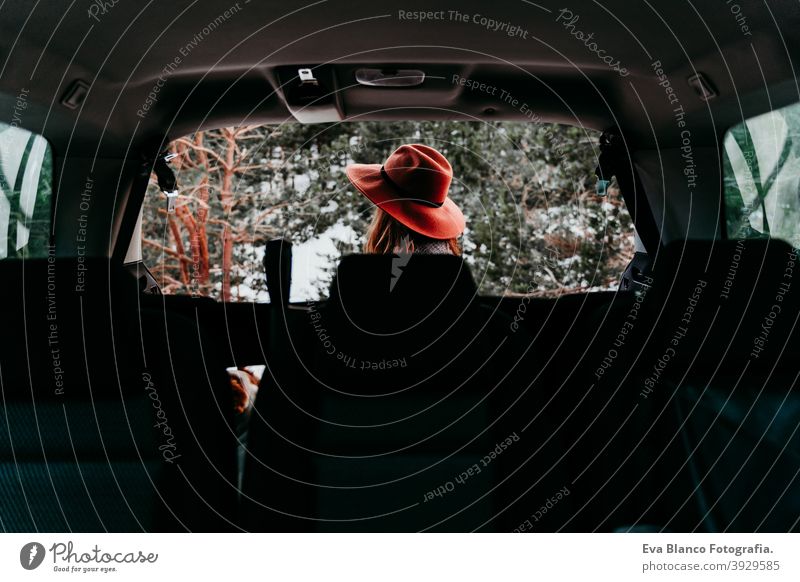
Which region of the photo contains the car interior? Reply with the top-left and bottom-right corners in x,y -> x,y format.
0,0 -> 799,532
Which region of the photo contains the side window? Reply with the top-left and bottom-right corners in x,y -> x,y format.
723,101 -> 800,246
0,122 -> 53,259
141,122 -> 634,302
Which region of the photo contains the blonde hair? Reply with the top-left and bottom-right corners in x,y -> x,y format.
364,208 -> 461,255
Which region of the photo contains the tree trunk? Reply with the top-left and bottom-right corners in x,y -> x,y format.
167,217 -> 190,285
220,128 -> 236,302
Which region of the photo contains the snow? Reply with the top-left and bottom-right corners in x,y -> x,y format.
290,221 -> 359,302
293,173 -> 311,194
230,221 -> 358,303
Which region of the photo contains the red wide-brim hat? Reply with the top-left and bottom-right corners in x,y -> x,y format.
346,144 -> 465,240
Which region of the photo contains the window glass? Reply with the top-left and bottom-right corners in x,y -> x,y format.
141,121 -> 634,301
0,122 -> 53,259
724,101 -> 800,246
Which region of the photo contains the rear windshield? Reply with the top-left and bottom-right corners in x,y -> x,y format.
0,121 -> 53,259
724,100 -> 800,246
141,121 -> 634,301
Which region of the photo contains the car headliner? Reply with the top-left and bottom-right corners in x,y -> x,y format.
1,0 -> 799,157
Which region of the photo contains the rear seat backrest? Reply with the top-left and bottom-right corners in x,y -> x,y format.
241,255 -> 559,532
578,239 -> 800,531
651,239 -> 800,531
646,239 -> 798,379
0,258 -> 238,531
0,258 -> 162,531
136,296 -> 240,532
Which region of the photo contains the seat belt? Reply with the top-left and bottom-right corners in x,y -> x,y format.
262,238 -> 295,393
594,130 -> 661,254
112,149 -> 180,263
264,238 -> 292,306
153,151 -> 179,213
595,131 -> 661,290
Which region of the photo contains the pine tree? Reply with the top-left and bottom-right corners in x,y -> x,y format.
141,121 -> 634,301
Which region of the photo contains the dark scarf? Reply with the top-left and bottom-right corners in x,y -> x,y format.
412,238 -> 454,255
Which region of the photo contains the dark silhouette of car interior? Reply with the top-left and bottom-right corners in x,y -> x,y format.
0,1 -> 798,532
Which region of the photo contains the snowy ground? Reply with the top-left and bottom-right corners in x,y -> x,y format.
231,220 -> 359,303
290,221 -> 359,301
